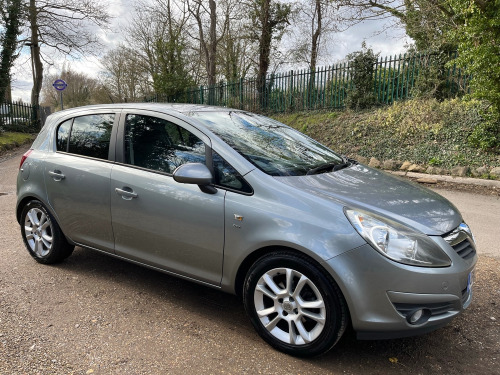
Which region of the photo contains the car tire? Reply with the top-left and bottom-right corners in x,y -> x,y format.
20,200 -> 74,264
243,251 -> 348,357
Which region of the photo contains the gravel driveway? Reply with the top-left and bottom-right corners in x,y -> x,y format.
1,147 -> 499,375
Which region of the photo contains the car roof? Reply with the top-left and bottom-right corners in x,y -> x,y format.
51,103 -> 241,117
43,103 -> 244,131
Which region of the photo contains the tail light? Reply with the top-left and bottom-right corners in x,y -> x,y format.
20,149 -> 33,169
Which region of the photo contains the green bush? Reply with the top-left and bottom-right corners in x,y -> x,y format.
467,105 -> 500,151
345,45 -> 379,110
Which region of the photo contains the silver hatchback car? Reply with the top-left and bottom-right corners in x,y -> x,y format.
17,104 -> 476,356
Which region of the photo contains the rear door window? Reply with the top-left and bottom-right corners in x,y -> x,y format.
67,114 -> 114,159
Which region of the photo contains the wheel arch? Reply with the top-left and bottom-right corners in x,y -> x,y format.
16,195 -> 41,224
233,245 -> 346,304
16,196 -> 74,245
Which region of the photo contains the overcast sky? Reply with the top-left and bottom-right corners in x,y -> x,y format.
9,0 -> 410,102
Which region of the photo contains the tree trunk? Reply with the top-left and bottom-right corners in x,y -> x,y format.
207,0 -> 217,104
257,0 -> 272,110
310,0 -> 322,71
190,0 -> 218,105
308,0 -> 322,107
0,0 -> 23,103
29,0 -> 43,124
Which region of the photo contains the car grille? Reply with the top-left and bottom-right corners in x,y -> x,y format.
452,239 -> 476,260
443,224 -> 476,260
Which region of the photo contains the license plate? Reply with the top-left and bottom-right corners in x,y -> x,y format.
467,269 -> 475,293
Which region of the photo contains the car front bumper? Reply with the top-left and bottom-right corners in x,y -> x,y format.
325,243 -> 476,340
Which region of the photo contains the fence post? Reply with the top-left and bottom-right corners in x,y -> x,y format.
395,54 -> 401,101
341,63 -> 347,107
219,80 -> 224,105
239,78 -> 243,109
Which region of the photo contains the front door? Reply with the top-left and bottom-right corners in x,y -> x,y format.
110,113 -> 224,285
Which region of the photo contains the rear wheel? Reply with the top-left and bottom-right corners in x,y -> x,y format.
243,251 -> 347,357
20,200 -> 74,264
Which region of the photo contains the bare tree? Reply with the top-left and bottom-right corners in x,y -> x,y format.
125,0 -> 194,99
22,0 -> 110,121
339,0 -> 456,51
100,45 -> 151,103
0,0 -> 23,102
218,1 -> 254,83
290,0 -> 339,70
247,0 -> 291,108
188,0 -> 230,104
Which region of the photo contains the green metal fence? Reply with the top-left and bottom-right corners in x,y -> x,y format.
0,100 -> 41,132
145,51 -> 468,113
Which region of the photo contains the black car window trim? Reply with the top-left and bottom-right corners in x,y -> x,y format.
54,150 -> 118,164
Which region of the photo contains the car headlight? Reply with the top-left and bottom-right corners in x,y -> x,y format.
345,209 -> 451,267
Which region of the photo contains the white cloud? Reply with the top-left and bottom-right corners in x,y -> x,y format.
313,20 -> 410,64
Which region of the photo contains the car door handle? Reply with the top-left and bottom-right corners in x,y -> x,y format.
48,170 -> 65,181
115,187 -> 138,200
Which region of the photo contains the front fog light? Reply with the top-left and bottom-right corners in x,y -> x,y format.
407,308 -> 431,325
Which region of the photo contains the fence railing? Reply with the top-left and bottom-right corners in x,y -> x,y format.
145,51 -> 468,113
0,100 -> 48,132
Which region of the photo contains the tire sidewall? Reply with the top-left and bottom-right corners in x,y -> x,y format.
20,200 -> 66,264
243,252 -> 346,357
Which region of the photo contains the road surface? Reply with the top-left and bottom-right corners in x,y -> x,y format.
1,148 -> 498,375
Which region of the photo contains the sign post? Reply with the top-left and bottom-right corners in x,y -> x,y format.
52,79 -> 67,110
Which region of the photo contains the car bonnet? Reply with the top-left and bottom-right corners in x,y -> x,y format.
275,163 -> 462,236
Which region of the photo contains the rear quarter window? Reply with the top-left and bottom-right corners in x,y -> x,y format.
56,119 -> 72,151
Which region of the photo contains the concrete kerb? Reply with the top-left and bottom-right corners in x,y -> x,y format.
388,170 -> 500,189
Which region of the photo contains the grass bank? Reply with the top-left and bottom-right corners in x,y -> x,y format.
0,132 -> 35,153
272,98 -> 499,172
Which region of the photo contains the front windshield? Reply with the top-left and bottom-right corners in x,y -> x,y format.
186,111 -> 344,176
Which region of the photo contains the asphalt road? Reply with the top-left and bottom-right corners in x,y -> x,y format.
434,189 -> 500,259
1,148 -> 499,375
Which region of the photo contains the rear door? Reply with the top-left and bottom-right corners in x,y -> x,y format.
44,112 -> 119,252
110,111 -> 225,285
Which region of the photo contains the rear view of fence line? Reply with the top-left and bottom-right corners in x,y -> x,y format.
0,101 -> 50,131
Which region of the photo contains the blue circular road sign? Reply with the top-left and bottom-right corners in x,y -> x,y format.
52,79 -> 67,91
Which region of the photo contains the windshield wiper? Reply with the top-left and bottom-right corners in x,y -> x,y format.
306,160 -> 351,175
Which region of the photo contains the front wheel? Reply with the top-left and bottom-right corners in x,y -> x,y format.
243,251 -> 348,357
20,200 -> 74,264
